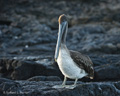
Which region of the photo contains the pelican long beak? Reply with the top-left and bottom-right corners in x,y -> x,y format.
54,22 -> 67,61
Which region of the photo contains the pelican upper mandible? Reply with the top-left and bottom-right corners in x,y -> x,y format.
54,14 -> 94,89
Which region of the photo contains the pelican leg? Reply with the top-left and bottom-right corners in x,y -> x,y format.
65,78 -> 78,89
62,76 -> 67,86
73,78 -> 78,87
52,76 -> 67,89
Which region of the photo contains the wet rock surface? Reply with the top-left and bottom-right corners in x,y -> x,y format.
0,0 -> 120,95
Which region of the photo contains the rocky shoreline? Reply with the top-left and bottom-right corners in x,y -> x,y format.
1,78 -> 120,96
0,0 -> 120,96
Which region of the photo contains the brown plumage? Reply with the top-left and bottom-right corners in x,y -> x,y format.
57,14 -> 94,79
54,14 -> 94,89
70,50 -> 94,78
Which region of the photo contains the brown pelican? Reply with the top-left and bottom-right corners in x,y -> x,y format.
54,14 -> 94,89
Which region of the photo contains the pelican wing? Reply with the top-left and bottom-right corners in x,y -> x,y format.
70,50 -> 94,75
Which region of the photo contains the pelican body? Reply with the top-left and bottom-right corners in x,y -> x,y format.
54,14 -> 94,89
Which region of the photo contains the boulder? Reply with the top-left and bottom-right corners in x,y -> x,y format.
95,61 -> 120,81
11,60 -> 62,80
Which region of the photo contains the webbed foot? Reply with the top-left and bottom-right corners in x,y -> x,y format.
52,85 -> 65,89
64,85 -> 76,89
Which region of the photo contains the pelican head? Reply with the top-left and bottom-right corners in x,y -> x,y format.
55,14 -> 68,61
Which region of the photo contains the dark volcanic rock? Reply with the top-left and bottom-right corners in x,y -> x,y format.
0,78 -> 13,84
27,76 -> 61,81
95,61 -> 120,81
0,54 -> 120,81
91,55 -> 120,81
0,59 -> 62,80
0,59 -> 20,78
0,0 -> 120,57
69,33 -> 120,54
0,0 -> 120,95
91,55 -> 120,67
0,78 -> 21,95
1,80 -> 120,96
11,60 -> 62,80
0,77 -> 120,96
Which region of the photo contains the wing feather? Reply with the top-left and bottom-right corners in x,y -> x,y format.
70,50 -> 94,76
